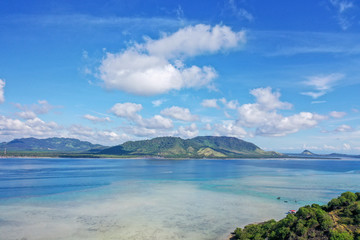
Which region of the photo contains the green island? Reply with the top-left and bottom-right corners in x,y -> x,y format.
0,136 -> 283,158
231,192 -> 360,240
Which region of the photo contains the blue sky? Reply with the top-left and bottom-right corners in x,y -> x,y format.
1,0 -> 360,153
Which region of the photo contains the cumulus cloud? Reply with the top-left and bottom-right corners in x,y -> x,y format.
99,24 -> 245,96
110,102 -> 143,120
237,87 -> 327,136
202,97 -> 239,110
161,106 -> 198,122
100,50 -> 217,96
250,87 -> 292,110
329,111 -> 347,118
145,24 -> 245,58
201,99 -> 219,108
110,102 -> 173,130
0,114 -> 126,145
175,123 -> 199,138
67,124 -> 130,144
219,98 -> 239,109
301,73 -> 344,99
139,115 -> 173,129
254,112 -> 327,137
16,111 -> 37,120
0,115 -> 60,140
0,79 -> 5,104
83,114 -> 111,123
212,121 -> 247,139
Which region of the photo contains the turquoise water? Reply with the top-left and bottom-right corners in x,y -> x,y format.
0,158 -> 359,239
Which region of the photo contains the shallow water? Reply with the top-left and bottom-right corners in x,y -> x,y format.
0,158 -> 359,240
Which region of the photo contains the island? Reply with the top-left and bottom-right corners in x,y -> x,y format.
0,136 -> 284,158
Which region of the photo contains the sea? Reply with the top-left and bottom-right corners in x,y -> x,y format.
0,157 -> 359,240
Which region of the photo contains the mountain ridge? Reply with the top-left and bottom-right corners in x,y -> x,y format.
0,137 -> 106,153
100,136 -> 283,158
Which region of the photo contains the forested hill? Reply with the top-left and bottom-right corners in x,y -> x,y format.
0,137 -> 105,153
100,136 -> 283,158
231,192 -> 360,240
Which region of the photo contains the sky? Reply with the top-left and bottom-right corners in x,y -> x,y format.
1,0 -> 360,154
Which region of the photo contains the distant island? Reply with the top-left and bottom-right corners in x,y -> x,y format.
230,191 -> 360,240
286,149 -> 360,159
0,136 -> 283,158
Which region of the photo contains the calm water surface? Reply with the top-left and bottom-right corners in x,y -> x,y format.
0,158 -> 359,239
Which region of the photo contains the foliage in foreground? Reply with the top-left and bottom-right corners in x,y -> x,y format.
233,192 -> 360,240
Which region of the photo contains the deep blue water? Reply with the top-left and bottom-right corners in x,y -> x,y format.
1,158 -> 360,199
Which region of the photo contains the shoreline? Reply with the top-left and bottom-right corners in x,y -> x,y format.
0,156 -> 352,161
0,154 -> 349,161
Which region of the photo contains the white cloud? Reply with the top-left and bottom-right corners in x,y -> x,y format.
224,111 -> 232,118
0,115 -> 60,140
335,124 -> 353,132
0,79 -> 5,104
83,114 -> 111,123
0,113 -> 126,145
329,111 -> 346,118
201,99 -> 219,108
227,0 -> 254,22
324,144 -> 337,150
123,126 -> 158,137
161,106 -> 198,122
145,24 -> 245,58
99,50 -> 217,96
14,100 -> 59,115
99,24 -> 245,96
343,143 -> 351,150
110,102 -> 173,130
212,121 -> 247,139
139,115 -> 173,129
237,87 -> 327,136
96,131 -> 128,142
175,123 -> 199,139
152,99 -> 166,107
250,87 -> 292,110
329,0 -> 355,30
302,91 -> 327,99
255,112 -> 327,137
201,97 -> 239,111
219,98 -> 239,109
67,124 -> 130,145
311,100 -> 327,104
301,73 -> 344,99
16,111 -> 37,120
110,102 -> 142,120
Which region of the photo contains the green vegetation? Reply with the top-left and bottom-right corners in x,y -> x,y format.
0,137 -> 106,155
232,192 -> 360,240
0,136 -> 284,158
100,136 -> 283,158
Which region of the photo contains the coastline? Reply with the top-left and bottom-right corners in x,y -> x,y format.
0,154 -> 346,160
